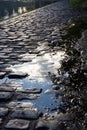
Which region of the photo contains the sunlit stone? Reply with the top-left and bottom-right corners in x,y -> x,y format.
8,101 -> 34,109
11,107 -> 40,119
8,51 -> 65,82
5,119 -> 30,130
16,87 -> 42,94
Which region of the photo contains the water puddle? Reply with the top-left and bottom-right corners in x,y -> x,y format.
9,51 -> 65,80
1,50 -> 66,113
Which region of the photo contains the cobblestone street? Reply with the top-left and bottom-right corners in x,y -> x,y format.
0,0 -> 87,129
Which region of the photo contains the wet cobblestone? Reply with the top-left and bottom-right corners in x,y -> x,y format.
0,107 -> 8,117
5,119 -> 30,130
0,92 -> 13,101
0,0 -> 87,129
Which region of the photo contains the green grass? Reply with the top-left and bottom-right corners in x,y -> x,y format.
69,0 -> 87,9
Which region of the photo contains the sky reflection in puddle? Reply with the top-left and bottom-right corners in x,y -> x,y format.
1,50 -> 65,113
9,51 -> 65,82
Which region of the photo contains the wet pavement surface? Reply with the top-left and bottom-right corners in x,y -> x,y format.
0,0 -> 87,129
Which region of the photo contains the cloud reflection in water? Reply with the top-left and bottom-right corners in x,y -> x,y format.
9,51 -> 65,83
6,50 -> 66,113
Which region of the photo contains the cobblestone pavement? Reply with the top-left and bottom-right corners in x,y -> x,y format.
0,0 -> 87,130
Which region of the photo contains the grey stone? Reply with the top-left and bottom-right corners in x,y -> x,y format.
4,58 -> 10,62
8,101 -> 34,109
9,53 -> 18,57
0,64 -> 10,69
8,72 -> 28,79
0,61 -> 4,64
16,88 -> 42,94
0,0 -> 86,129
0,55 -> 9,59
0,45 -> 8,48
18,58 -> 32,62
11,107 -> 40,119
0,107 -> 8,117
7,60 -> 20,65
0,72 -> 6,79
0,86 -> 15,92
17,42 -> 25,46
0,92 -> 13,100
35,119 -> 59,130
17,102 -> 34,108
5,119 -> 30,130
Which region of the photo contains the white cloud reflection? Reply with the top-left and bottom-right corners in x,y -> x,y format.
9,51 -> 65,83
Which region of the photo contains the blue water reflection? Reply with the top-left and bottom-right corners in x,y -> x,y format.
5,51 -> 65,113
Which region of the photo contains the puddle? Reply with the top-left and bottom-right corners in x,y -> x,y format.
9,51 -> 65,81
2,50 -> 65,113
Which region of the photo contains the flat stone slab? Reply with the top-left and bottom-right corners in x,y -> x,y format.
8,72 -> 28,79
35,119 -> 59,130
0,92 -> 13,101
45,112 -> 75,121
8,102 -> 34,109
0,107 -> 8,117
5,119 -> 30,130
16,88 -> 42,94
17,93 -> 40,100
0,86 -> 15,92
18,58 -> 32,63
0,72 -> 6,79
11,107 -> 40,119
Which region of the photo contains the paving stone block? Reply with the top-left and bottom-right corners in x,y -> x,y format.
5,119 -> 30,130
0,92 -> 13,101
35,119 -> 59,130
16,88 -> 42,94
0,107 -> 8,117
8,72 -> 28,79
8,101 -> 34,109
11,107 -> 40,119
0,86 -> 15,92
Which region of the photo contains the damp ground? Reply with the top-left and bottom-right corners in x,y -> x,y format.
0,0 -> 87,129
